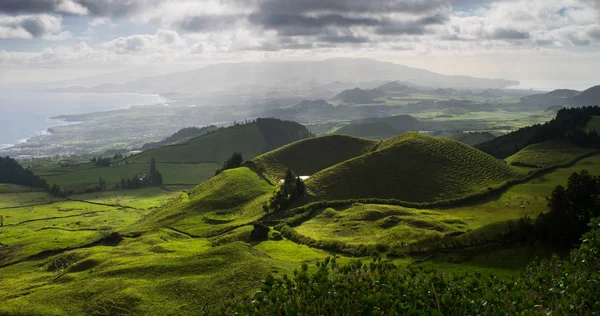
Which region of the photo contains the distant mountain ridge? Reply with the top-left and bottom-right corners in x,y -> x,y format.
519,85 -> 599,108
332,88 -> 386,104
57,58 -> 520,96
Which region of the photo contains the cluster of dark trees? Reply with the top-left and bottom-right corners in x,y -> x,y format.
90,156 -> 112,167
215,152 -> 244,175
264,169 -> 306,213
534,170 -> 600,247
0,156 -> 48,189
477,106 -> 600,158
117,158 -> 163,190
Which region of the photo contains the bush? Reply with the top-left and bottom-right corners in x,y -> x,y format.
218,219 -> 600,315
322,207 -> 337,218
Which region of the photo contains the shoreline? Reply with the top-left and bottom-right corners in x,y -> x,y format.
0,92 -> 168,152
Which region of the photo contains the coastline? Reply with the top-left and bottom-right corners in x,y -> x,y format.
0,92 -> 167,154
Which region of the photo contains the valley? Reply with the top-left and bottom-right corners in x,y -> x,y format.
1,105 -> 600,314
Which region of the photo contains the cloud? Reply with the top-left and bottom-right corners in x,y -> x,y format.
175,14 -> 244,33
0,14 -> 68,39
490,27 -> 530,40
256,0 -> 450,14
0,0 -> 159,17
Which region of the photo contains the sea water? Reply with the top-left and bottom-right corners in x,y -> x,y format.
0,89 -> 164,149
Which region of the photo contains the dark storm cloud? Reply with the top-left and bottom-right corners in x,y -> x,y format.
490,27 -> 530,40
0,0 -> 159,17
255,0 -> 450,14
248,12 -> 380,36
589,27 -> 600,41
176,15 -> 243,32
247,0 -> 451,43
375,14 -> 448,35
0,0 -> 57,14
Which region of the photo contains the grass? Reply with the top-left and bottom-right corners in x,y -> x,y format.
132,167 -> 274,236
2,131 -> 600,313
506,140 -> 598,168
295,203 -> 467,247
586,115 -> 600,132
0,191 -> 57,208
128,123 -> 266,164
0,184 -> 41,194
39,162 -> 221,191
440,154 -> 600,229
252,134 -> 378,182
306,133 -> 525,203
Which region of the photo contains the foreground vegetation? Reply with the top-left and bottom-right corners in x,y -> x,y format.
223,222 -> 600,315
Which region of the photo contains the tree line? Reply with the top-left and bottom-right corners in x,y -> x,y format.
477,105 -> 600,158
0,156 -> 48,189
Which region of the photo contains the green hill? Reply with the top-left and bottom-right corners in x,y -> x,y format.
334,115 -> 424,139
128,118 -> 310,164
305,133 -> 524,203
332,88 -> 386,104
140,125 -> 219,150
133,167 -> 273,236
251,135 -> 378,182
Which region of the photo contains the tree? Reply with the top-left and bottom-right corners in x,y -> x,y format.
535,170 -> 600,247
98,177 -> 107,191
215,152 -> 244,175
149,158 -> 163,186
264,169 -> 306,213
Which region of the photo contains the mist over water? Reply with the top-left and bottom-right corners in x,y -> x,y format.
0,90 -> 164,148
511,80 -> 598,91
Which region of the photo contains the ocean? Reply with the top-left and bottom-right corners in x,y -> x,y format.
0,90 -> 164,149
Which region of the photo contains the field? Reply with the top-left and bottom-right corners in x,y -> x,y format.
506,140 -> 598,167
38,162 -> 220,190
295,204 -> 468,247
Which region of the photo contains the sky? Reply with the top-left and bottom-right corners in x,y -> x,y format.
0,0 -> 599,88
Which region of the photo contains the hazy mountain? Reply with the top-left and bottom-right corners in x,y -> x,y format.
333,88 -> 386,104
570,85 -> 600,107
520,88 -> 580,108
74,58 -> 519,97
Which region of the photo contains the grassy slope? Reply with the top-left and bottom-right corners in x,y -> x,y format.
295,204 -> 467,247
586,115 -> 600,132
506,139 -> 598,168
334,121 -> 399,139
0,188 -> 178,266
129,123 -> 266,164
0,170 -> 334,315
132,167 -> 274,236
252,135 -> 378,182
306,133 -> 525,203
